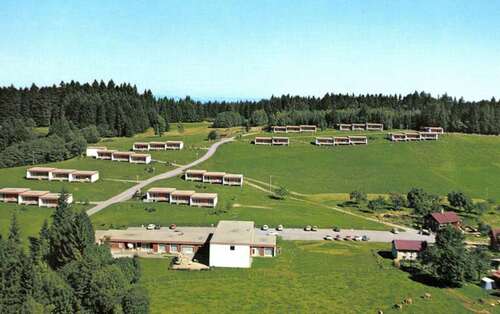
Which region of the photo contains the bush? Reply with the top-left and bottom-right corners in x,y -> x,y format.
208,130 -> 219,141
212,111 -> 243,128
349,190 -> 367,204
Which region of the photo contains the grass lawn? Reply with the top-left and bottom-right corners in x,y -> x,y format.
200,131 -> 500,200
139,241 -> 497,314
91,177 -> 388,230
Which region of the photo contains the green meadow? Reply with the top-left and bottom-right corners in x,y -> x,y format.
139,241 -> 497,314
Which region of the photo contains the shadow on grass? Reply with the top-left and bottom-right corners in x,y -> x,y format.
377,250 -> 393,259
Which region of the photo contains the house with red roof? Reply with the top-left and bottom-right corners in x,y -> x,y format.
391,240 -> 427,261
425,211 -> 461,232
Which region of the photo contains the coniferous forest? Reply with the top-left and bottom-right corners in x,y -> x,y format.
0,80 -> 499,168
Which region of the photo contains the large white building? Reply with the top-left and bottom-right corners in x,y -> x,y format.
209,220 -> 276,268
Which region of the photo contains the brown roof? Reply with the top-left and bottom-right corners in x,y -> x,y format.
0,188 -> 31,194
393,240 -> 426,252
147,187 -> 176,193
191,193 -> 218,199
27,167 -> 56,172
131,153 -> 150,158
204,172 -> 226,176
171,190 -> 196,196
113,151 -> 134,156
430,211 -> 460,224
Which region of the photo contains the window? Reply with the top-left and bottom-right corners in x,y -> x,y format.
230,245 -> 235,251
170,244 -> 178,252
264,248 -> 273,256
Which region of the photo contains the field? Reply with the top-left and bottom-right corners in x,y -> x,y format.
139,241 -> 498,314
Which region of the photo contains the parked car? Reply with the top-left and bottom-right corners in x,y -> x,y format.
304,225 -> 312,231
344,235 -> 352,241
146,224 -> 155,230
353,236 -> 362,241
154,224 -> 161,230
261,224 -> 269,231
362,235 -> 369,241
276,224 -> 284,231
391,228 -> 399,234
311,225 -> 318,231
335,235 -> 342,240
333,226 -> 340,232
421,229 -> 430,235
324,235 -> 334,241
169,224 -> 177,230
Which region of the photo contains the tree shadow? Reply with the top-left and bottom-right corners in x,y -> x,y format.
377,250 -> 393,259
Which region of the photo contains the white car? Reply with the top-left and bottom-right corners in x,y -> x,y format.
324,235 -> 334,241
261,224 -> 269,231
146,224 -> 156,230
276,224 -> 284,231
353,236 -> 362,241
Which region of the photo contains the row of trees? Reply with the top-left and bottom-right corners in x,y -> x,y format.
0,192 -> 149,313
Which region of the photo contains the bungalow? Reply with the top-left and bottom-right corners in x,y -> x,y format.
272,126 -> 287,133
18,190 -> 49,206
286,125 -> 301,133
146,187 -> 177,202
351,123 -> 365,131
170,190 -> 196,206
425,211 -> 461,232
112,151 -> 134,162
300,125 -> 317,132
490,228 -> 500,251
130,153 -> 152,164
39,193 -> 74,208
190,193 -> 218,208
203,172 -> 226,184
86,146 -> 107,157
333,137 -> 351,145
338,124 -> 352,131
0,188 -> 30,203
96,149 -> 116,160
254,137 -> 273,145
389,133 -> 406,142
185,169 -> 207,182
96,227 -> 212,256
49,169 -> 76,181
209,220 -> 277,268
149,142 -> 167,150
69,170 -> 99,183
349,136 -> 368,145
133,142 -> 150,151
223,174 -> 244,186
420,132 -> 439,140
422,126 -> 444,134
272,137 -> 289,146
26,167 -> 55,180
166,141 -> 184,150
315,137 -> 334,146
392,240 -> 426,261
366,123 -> 384,131
404,132 -> 422,141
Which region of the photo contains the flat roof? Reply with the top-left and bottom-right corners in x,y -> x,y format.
51,169 -> 76,174
88,146 -> 107,149
272,137 -> 289,140
224,173 -> 243,178
349,136 -> 367,139
131,153 -> 151,157
96,227 -> 214,245
211,220 -> 255,245
316,137 -> 333,140
186,169 -> 207,174
72,170 -> 98,175
404,132 -> 420,136
27,167 -> 56,172
40,193 -> 67,200
166,140 -> 183,144
134,142 -> 149,145
171,190 -> 196,196
20,190 -> 50,197
149,141 -> 166,145
147,187 -> 177,193
255,136 -> 272,139
98,149 -> 116,153
191,193 -> 218,199
334,136 -> 350,139
113,151 -> 134,155
204,172 -> 226,176
300,125 -> 316,127
272,125 -> 287,128
0,188 -> 31,193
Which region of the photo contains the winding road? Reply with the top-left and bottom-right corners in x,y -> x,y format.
86,137 -> 234,216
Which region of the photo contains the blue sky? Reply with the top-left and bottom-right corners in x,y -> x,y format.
1,0 -> 499,100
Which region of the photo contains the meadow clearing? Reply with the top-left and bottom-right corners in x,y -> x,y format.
139,241 -> 498,314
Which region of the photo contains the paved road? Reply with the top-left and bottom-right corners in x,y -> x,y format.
255,228 -> 435,243
86,137 -> 234,216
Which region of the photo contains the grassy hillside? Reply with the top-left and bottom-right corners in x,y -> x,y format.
201,131 -> 500,200
140,241 -> 497,314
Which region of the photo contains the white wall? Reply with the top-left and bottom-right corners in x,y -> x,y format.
209,244 -> 252,268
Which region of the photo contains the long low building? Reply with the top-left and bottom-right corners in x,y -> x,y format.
254,137 -> 290,146
0,188 -> 73,207
133,141 -> 184,151
315,136 -> 368,146
26,167 -> 99,183
272,125 -> 317,133
389,132 -> 439,142
95,220 -> 277,268
338,122 -> 384,131
92,149 -> 151,164
145,188 -> 218,208
421,126 -> 444,134
184,170 -> 244,186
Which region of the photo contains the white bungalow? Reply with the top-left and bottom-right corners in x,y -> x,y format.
405,132 -> 422,141
166,141 -> 184,150
420,132 -> 439,140
149,142 -> 167,151
26,167 -> 55,180
170,190 -> 196,205
0,188 -> 30,203
111,151 -> 134,162
389,133 -> 406,142
315,137 -> 334,146
338,124 -> 352,131
48,169 -> 75,181
349,136 -> 368,145
133,142 -> 150,151
333,137 -> 351,145
39,193 -> 74,208
130,153 -> 152,164
202,172 -> 226,184
254,137 -> 273,145
272,137 -> 289,146
190,193 -> 218,208
300,125 -> 317,132
351,123 -> 365,131
69,170 -> 99,183
421,126 -> 444,134
18,190 -> 50,206
96,150 -> 116,160
285,125 -> 301,133
223,174 -> 244,186
145,187 -> 177,202
366,123 -> 384,131
272,126 -> 287,133
184,169 -> 207,182
86,146 -> 107,157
